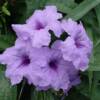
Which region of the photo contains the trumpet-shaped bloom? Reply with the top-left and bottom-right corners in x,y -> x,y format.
0,5 -> 92,92
30,47 -> 80,91
0,39 -> 80,91
61,19 -> 92,56
52,19 -> 93,71
0,39 -> 36,85
12,6 -> 63,48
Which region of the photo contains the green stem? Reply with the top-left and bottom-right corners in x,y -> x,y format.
18,80 -> 26,100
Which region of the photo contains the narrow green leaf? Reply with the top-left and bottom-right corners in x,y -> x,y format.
95,4 -> 100,27
65,0 -> 100,20
17,80 -> 26,100
89,38 -> 100,71
88,71 -> 93,95
84,21 -> 100,71
0,67 -> 17,100
2,6 -> 11,16
2,2 -> 11,16
91,72 -> 100,100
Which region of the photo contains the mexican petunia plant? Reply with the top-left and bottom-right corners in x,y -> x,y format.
0,5 -> 92,95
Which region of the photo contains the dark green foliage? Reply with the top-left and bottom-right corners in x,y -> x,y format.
0,66 -> 17,100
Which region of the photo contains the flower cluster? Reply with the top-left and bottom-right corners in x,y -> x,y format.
0,6 -> 92,92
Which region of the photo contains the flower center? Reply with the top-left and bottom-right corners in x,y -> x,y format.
75,37 -> 83,48
21,55 -> 30,66
75,40 -> 81,48
35,21 -> 46,30
49,60 -> 58,70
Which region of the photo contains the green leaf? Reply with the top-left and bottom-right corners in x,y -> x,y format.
47,0 -> 77,8
77,72 -> 100,100
88,33 -> 100,71
2,6 -> 10,16
65,0 -> 100,20
0,34 -> 16,50
88,71 -> 93,94
0,67 -> 17,100
83,12 -> 100,71
2,2 -> 11,16
91,72 -> 100,100
95,4 -> 100,27
82,11 -> 98,29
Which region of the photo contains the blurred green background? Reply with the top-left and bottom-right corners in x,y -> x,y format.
0,0 -> 100,100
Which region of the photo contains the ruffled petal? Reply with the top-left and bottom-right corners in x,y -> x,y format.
47,21 -> 63,37
31,30 -> 51,48
12,24 -> 33,40
61,19 -> 79,36
44,6 -> 62,21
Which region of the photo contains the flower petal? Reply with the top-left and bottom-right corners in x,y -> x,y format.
12,24 -> 33,40
31,30 -> 51,48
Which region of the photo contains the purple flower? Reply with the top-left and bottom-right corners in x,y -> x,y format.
0,39 -> 80,91
12,6 -> 63,48
29,47 -> 80,91
61,19 -> 92,56
0,39 -> 36,85
52,19 -> 93,71
0,5 -> 92,92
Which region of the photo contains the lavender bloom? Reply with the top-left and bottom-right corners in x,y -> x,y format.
30,47 -> 80,91
0,39 -> 80,91
52,19 -> 93,71
12,6 -> 63,48
0,39 -> 36,85
0,5 -> 93,93
61,19 -> 92,56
